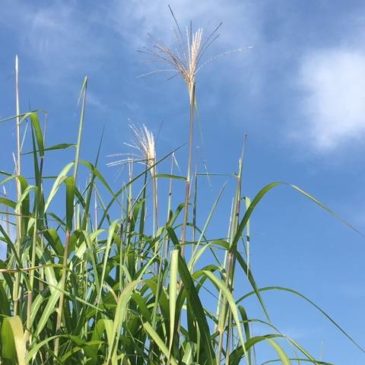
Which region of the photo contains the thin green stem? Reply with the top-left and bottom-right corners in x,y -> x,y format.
73,76 -> 88,184
181,82 -> 196,256
13,55 -> 22,316
54,229 -> 71,356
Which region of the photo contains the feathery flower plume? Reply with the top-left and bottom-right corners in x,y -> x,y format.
107,123 -> 156,176
108,123 -> 158,235
143,7 -> 222,106
128,123 -> 157,177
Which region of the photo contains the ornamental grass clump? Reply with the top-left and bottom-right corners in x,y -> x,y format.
0,18 -> 364,365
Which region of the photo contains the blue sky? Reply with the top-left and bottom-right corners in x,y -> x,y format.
1,0 -> 365,363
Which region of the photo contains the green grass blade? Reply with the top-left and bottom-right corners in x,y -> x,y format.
1,316 -> 26,365
267,339 -> 291,365
73,76 -> 88,183
238,286 -> 365,353
168,249 -> 179,358
232,182 -> 280,252
44,163 -> 74,212
143,322 -> 178,365
178,253 -> 215,364
65,176 -> 75,232
203,270 -> 247,362
34,283 -> 62,337
29,112 -> 45,157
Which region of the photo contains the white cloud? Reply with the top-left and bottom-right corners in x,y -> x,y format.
1,1 -> 261,93
104,0 -> 262,122
27,5 -> 99,69
1,1 -> 105,86
106,0 -> 259,50
297,49 -> 365,151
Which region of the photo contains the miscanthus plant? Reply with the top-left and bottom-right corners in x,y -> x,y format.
0,21 -> 364,365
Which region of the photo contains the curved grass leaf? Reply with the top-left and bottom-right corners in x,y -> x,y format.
203,270 -> 247,360
1,316 -> 26,365
168,249 -> 179,358
143,322 -> 178,365
44,162 -> 74,212
238,286 -> 365,353
22,143 -> 75,156
29,112 -> 45,157
178,254 -> 215,364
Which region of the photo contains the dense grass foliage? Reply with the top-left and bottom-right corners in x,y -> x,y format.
0,25 -> 363,365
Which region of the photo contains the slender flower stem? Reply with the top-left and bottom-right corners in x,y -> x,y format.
13,55 -> 22,315
164,153 -> 175,260
152,172 -> 158,238
181,83 -> 196,256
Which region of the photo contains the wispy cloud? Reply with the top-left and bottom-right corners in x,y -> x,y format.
2,1 -> 260,114
296,48 -> 365,151
26,5 -> 103,74
103,1 -> 262,132
7,1 -> 365,157
105,0 -> 259,54
1,1 -> 105,85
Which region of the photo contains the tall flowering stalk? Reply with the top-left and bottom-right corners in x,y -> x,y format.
109,124 -> 158,235
129,124 -> 158,236
13,55 -> 22,315
147,12 -> 221,255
